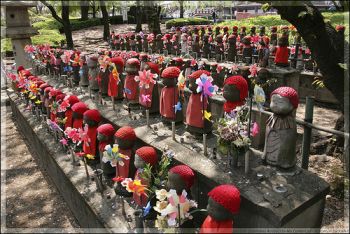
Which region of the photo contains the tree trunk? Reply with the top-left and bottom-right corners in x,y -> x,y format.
179,0 -> 184,18
62,0 -> 73,49
92,0 -> 97,18
80,0 -> 89,20
112,5 -> 115,16
146,2 -> 161,35
135,2 -> 142,32
100,0 -> 109,41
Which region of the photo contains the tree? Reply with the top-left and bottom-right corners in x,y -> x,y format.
144,1 -> 161,35
80,0 -> 89,20
41,0 -> 74,49
91,0 -> 98,18
99,0 -> 109,41
179,0 -> 184,18
135,1 -> 142,32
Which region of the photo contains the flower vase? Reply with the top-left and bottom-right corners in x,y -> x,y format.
134,209 -> 144,233
229,146 -> 247,170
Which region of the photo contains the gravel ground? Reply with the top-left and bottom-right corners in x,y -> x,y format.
2,103 -> 80,232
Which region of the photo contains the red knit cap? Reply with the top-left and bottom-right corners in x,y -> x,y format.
262,36 -> 270,45
169,165 -> 195,189
71,102 -> 89,115
139,54 -> 149,60
271,26 -> 277,31
244,36 -> 251,42
17,65 -> 25,73
97,124 -> 115,137
83,109 -> 101,123
161,66 -> 181,79
35,80 -> 45,87
114,126 -> 136,141
44,87 -> 52,94
271,86 -> 299,109
135,146 -> 157,166
241,26 -> 246,30
208,184 -> 240,214
111,57 -> 124,67
172,57 -> 184,64
39,83 -> 50,90
67,95 -> 80,106
146,62 -> 160,74
56,93 -> 66,102
188,70 -> 211,79
49,89 -> 63,98
232,26 -> 238,31
126,58 -> 140,69
215,26 -> 221,31
224,76 -> 248,102
22,70 -> 32,77
223,26 -> 229,31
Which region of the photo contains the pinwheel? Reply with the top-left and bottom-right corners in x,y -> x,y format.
230,64 -> 238,74
195,74 -> 218,97
58,99 -> 70,112
63,65 -> 72,73
190,59 -> 197,67
103,144 -> 130,167
251,122 -> 259,137
158,56 -> 164,65
141,94 -> 151,104
174,101 -> 182,113
134,69 -> 156,89
253,84 -> 266,111
79,124 -> 90,145
124,88 -> 132,95
112,176 -> 125,183
139,31 -> 144,39
216,65 -> 223,73
60,138 -> 68,146
121,178 -> 147,196
111,65 -> 119,83
249,63 -> 258,78
203,110 -> 212,121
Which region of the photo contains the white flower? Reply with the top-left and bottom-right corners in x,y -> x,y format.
156,189 -> 168,201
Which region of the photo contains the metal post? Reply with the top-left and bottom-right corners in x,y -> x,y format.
301,96 -> 314,169
203,133 -> 208,156
172,121 -> 176,141
146,109 -> 150,127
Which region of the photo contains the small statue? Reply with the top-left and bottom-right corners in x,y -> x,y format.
125,34 -> 131,51
163,34 -> 172,54
97,123 -> 116,178
257,36 -> 270,68
227,35 -> 237,62
274,36 -> 290,67
215,34 -> 225,62
192,30 -> 201,57
200,184 -> 240,234
139,53 -> 149,71
99,52 -> 111,98
115,34 -> 121,50
250,26 -> 256,37
259,26 -> 266,37
87,55 -> 100,99
48,89 -> 63,121
263,87 -> 298,169
63,95 -> 80,130
71,102 -> 89,129
223,76 -> 248,114
41,85 -> 51,115
159,66 -> 183,123
202,34 -> 211,59
172,57 -> 184,70
120,35 -> 126,51
242,36 -> 253,64
108,56 -> 125,101
232,26 -> 238,37
139,62 -> 160,113
186,70 -> 212,134
136,34 -> 143,52
200,26 -> 206,41
223,26 -> 229,38
281,26 -> 290,42
133,146 -> 158,207
142,34 -> 149,52
79,54 -> 90,87
180,33 -> 189,55
82,109 -> 102,165
54,93 -> 66,125
124,58 -> 141,105
214,26 -> 221,39
270,26 -> 278,47
130,33 -> 136,51
207,26 -> 213,36
71,50 -> 81,85
239,26 -> 247,41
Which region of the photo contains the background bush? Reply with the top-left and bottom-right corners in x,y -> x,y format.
165,17 -> 211,29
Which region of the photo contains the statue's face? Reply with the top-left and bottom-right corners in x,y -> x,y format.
206,197 -> 232,221
223,84 -> 240,102
166,172 -> 187,194
83,116 -> 98,127
134,154 -> 146,169
125,64 -> 139,74
72,112 -> 83,120
188,78 -> 198,93
162,78 -> 176,87
114,137 -> 134,149
97,132 -> 107,142
270,94 -> 294,115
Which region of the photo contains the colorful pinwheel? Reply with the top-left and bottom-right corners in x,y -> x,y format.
103,144 -> 130,167
253,84 -> 266,111
134,69 -> 156,89
174,102 -> 182,113
249,63 -> 258,78
195,74 -> 218,97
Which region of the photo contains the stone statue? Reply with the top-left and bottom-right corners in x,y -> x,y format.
71,50 -> 81,85
215,34 -> 224,62
125,35 -> 131,51
250,26 -> 256,37
274,36 -> 290,67
223,75 -> 248,114
159,66 -> 183,123
87,55 -> 100,99
200,184 -> 240,234
99,53 -> 111,98
142,34 -> 149,52
257,36 -> 270,68
108,56 -> 124,101
139,62 -> 160,114
259,26 -> 266,37
186,70 -> 212,134
263,87 -> 298,169
135,34 -> 143,52
97,124 -> 116,179
124,58 -> 140,106
120,35 -> 126,51
242,36 -> 253,65
239,26 -> 247,41
82,109 -> 101,165
130,33 -> 136,51
163,34 -> 172,54
214,26 -> 221,39
192,30 -> 201,57
202,34 -> 211,59
71,102 -> 89,130
180,33 -> 189,55
114,126 -> 137,197
200,26 -> 206,41
63,95 -> 80,130
133,146 -> 158,207
79,54 -> 89,87
227,35 -> 237,62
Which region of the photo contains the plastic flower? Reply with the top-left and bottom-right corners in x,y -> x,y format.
64,127 -> 81,143
60,138 -> 68,146
249,63 -> 258,78
141,94 -> 151,103
134,69 -> 156,89
174,101 -> 182,113
124,88 -> 132,95
75,152 -> 85,157
156,189 -> 168,201
177,71 -> 186,91
35,100 -> 42,105
103,144 -> 130,167
121,178 -> 147,196
86,154 -> 95,160
112,176 -> 125,182
251,122 -> 259,137
203,110 -> 212,121
143,201 -> 152,217
58,99 -> 70,112
196,74 -> 218,97
253,84 -> 265,111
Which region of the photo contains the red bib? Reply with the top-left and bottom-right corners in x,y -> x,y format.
72,118 -> 83,130
186,93 -> 207,128
83,126 -> 97,156
116,149 -> 133,178
108,72 -> 118,97
274,46 -> 289,64
200,215 -> 233,234
124,74 -> 138,101
139,83 -> 154,108
160,87 -> 178,119
65,109 -> 73,130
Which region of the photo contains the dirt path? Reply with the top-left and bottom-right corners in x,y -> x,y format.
2,101 -> 80,232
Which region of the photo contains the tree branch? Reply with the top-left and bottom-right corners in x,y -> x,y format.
40,0 -> 64,25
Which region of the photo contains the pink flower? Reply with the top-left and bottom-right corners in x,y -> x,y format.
251,122 -> 259,137
134,69 -> 156,89
58,99 -> 70,112
60,138 -> 68,146
141,94 -> 151,103
249,64 -> 258,77
190,59 -> 197,67
216,65 -> 223,73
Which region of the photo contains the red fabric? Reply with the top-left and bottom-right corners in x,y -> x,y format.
126,58 -> 140,67
224,76 -> 248,103
65,109 -> 73,129
83,126 -> 98,156
117,149 -> 133,178
169,165 -> 194,189
274,46 -> 289,64
97,124 -> 115,137
111,57 -> 124,67
162,66 -> 181,79
200,216 -> 233,234
73,118 -> 84,129
271,86 -> 299,109
139,82 -> 154,108
208,184 -> 240,214
108,71 -> 118,97
17,65 -> 25,73
124,74 -> 138,101
160,87 -> 178,119
133,169 -> 149,207
186,93 -> 207,128
114,126 -> 136,141
135,146 -> 157,166
83,109 -> 101,123
56,94 -> 66,102
223,101 -> 245,113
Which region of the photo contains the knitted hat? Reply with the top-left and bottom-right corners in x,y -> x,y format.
39,83 -> 50,91
126,58 -> 140,69
135,146 -> 157,166
243,36 -> 251,43
97,124 -> 115,137
336,25 -> 345,32
224,76 -> 248,102
17,65 -> 25,73
271,86 -> 299,109
228,35 -> 236,40
56,93 -> 66,102
232,26 -> 238,31
188,70 -> 211,79
208,184 -> 240,214
223,26 -> 229,32
114,126 -> 136,141
22,70 -> 32,77
169,165 -> 195,189
67,95 -> 80,106
215,26 -> 221,31
161,66 -> 181,79
262,36 -> 270,45
146,62 -> 160,74
172,57 -> 184,64
44,87 -> 52,94
111,57 -> 124,67
139,53 -> 149,60
271,26 -> 277,31
83,109 -> 102,123
71,102 -> 89,115
241,26 -> 246,30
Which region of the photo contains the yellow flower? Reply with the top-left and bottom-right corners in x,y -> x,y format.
112,145 -> 119,153
203,110 -> 212,121
35,100 -> 42,105
86,154 -> 95,160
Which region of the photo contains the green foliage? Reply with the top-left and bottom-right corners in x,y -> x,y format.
1,38 -> 12,52
165,17 -> 211,29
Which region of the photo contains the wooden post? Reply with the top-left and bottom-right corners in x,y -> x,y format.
301,96 -> 314,170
